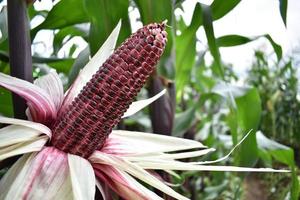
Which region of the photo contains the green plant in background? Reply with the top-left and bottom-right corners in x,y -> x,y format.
248,51 -> 300,149
0,0 -> 298,199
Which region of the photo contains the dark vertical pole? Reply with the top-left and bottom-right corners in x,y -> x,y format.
7,0 -> 33,119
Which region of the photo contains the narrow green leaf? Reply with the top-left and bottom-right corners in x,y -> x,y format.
202,4 -> 223,78
216,35 -> 252,47
83,0 -> 130,56
279,0 -> 288,27
175,29 -> 196,98
264,34 -> 282,61
175,3 -> 202,97
210,34 -> 282,63
189,3 -> 203,30
210,0 -> 241,20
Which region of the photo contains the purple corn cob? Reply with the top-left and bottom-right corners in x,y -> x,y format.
51,22 -> 167,158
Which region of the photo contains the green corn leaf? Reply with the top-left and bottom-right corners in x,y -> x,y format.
31,0 -> 88,39
216,35 -> 252,47
279,0 -> 288,27
210,0 -> 241,20
133,0 -> 172,24
202,4 -> 223,78
83,0 -> 130,56
264,34 -> 282,61
235,88 -> 261,166
215,34 -> 282,62
175,3 -> 202,98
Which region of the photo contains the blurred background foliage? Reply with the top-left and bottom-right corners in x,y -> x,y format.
0,0 -> 299,199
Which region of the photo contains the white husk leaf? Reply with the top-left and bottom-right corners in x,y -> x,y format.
192,129 -> 253,165
34,71 -> 64,111
0,115 -> 52,137
0,136 -> 48,161
0,151 -> 73,200
134,159 -> 289,173
0,153 -> 35,199
90,152 -> 188,200
0,72 -> 56,121
0,125 -> 42,147
109,130 -> 206,155
124,148 -> 214,162
122,89 -> 166,118
112,168 -> 163,200
68,154 -> 96,200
